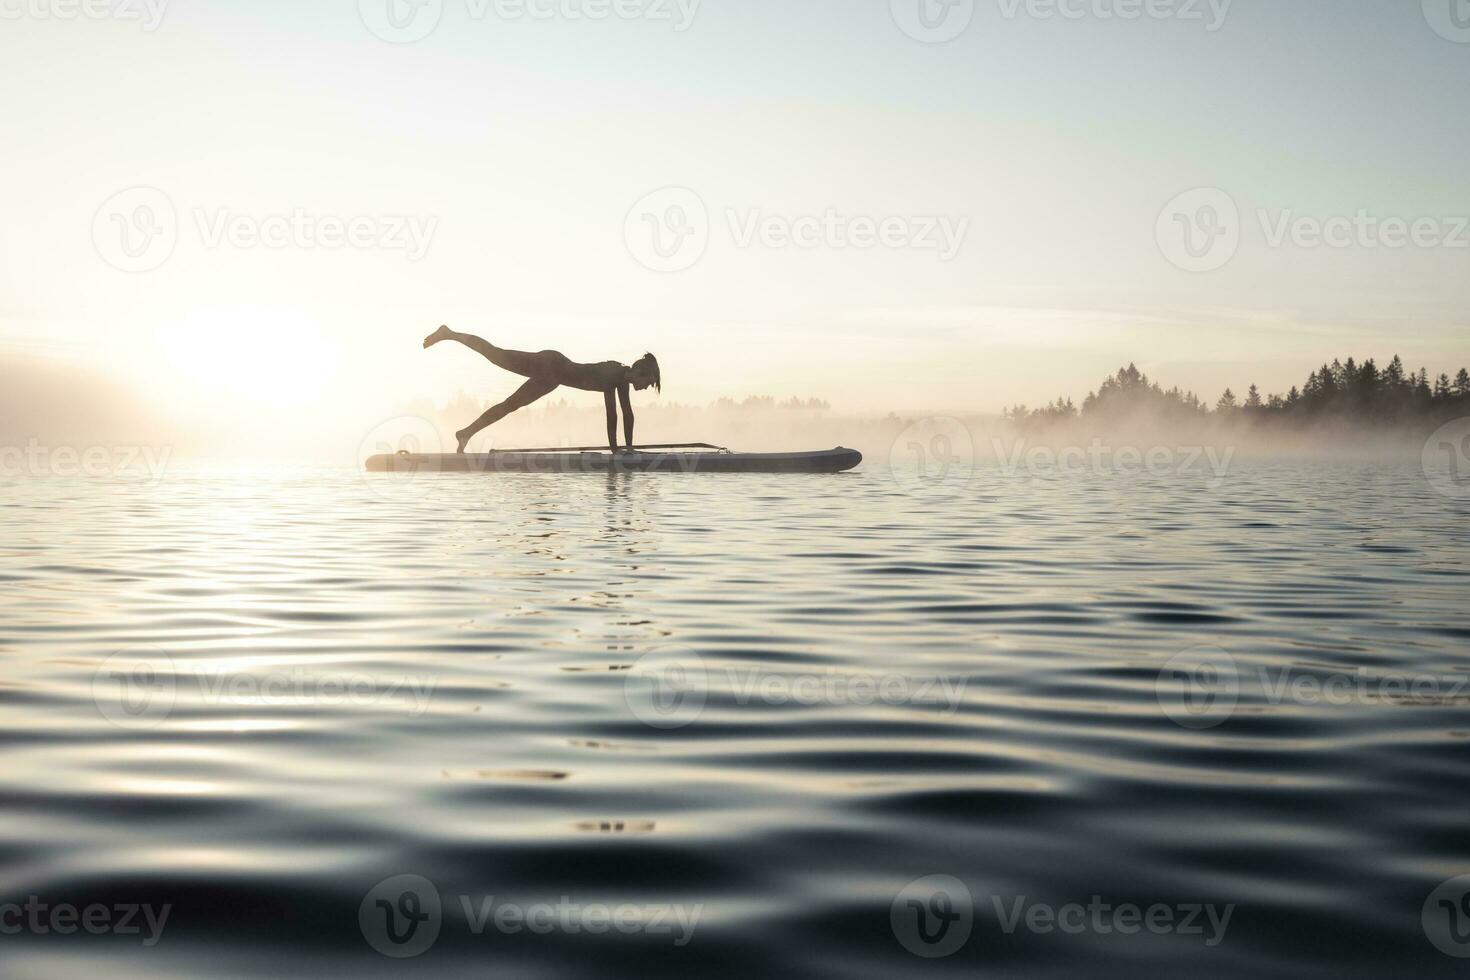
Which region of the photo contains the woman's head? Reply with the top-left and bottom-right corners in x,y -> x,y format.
630,353 -> 661,393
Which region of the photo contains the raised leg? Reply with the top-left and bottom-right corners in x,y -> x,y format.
424,326 -> 549,378
455,377 -> 559,453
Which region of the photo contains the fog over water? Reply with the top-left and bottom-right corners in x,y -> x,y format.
5,350 -> 1457,474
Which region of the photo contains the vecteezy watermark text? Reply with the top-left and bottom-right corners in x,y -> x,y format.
0,441 -> 172,480
884,420 -> 1237,498
459,896 -> 700,945
359,875 -> 701,958
724,668 -> 966,712
1256,667 -> 1470,707
1157,187 -> 1470,273
726,209 -> 968,261
193,208 -> 437,261
890,0 -> 1231,43
0,898 -> 171,946
992,437 -> 1235,483
1157,646 -> 1470,730
1258,210 -> 1470,251
0,0 -> 167,29
470,0 -> 699,27
889,875 -> 1235,958
624,652 -> 966,729
93,187 -> 437,273
624,187 -> 968,272
93,651 -> 438,729
991,895 -> 1234,946
358,0 -> 700,44
995,0 -> 1230,29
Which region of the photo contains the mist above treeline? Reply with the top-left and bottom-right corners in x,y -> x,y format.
1005,357 -> 1470,437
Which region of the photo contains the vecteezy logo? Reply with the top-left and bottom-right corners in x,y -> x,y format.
891,0 -> 975,43
1423,0 -> 1470,43
92,650 -> 177,729
1156,645 -> 1239,729
357,415 -> 448,501
358,0 -> 444,43
624,651 -> 708,729
1423,875 -> 1470,957
623,187 -> 709,273
1422,418 -> 1470,500
1156,188 -> 1240,273
92,187 -> 178,273
360,874 -> 443,958
888,416 -> 975,498
891,875 -> 973,958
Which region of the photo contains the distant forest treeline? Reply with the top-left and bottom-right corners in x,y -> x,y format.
1007,356 -> 1470,429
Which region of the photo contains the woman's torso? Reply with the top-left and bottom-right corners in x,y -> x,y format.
548,354 -> 625,392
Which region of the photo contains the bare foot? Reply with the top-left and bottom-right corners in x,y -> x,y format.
423,325 -> 452,349
455,429 -> 471,454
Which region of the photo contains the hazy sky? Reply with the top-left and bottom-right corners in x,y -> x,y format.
2,0 -> 1467,450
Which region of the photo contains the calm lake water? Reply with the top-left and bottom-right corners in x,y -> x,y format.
2,458 -> 1469,978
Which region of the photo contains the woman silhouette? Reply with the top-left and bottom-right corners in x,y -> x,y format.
423,326 -> 661,454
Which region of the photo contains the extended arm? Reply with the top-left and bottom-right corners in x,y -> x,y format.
618,383 -> 635,450
604,389 -> 618,452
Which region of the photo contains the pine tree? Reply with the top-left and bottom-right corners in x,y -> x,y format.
1384,355 -> 1406,389
1358,358 -> 1378,392
1011,355 -> 1469,428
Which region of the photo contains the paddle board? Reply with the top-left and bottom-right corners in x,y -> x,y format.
365,447 -> 862,474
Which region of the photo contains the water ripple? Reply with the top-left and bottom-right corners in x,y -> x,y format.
0,461 -> 1467,976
